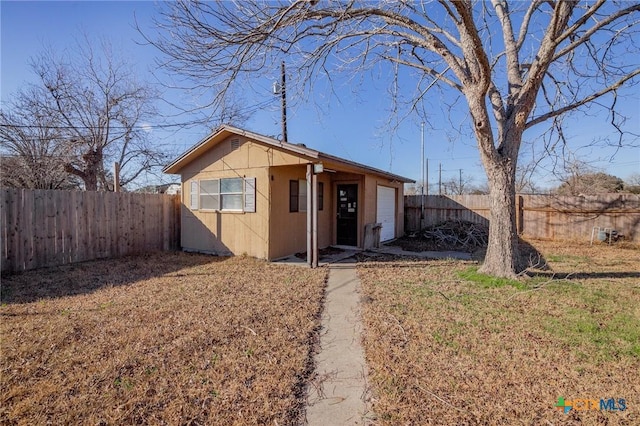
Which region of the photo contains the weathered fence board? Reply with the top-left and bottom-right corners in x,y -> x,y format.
405,194 -> 640,243
405,195 -> 490,232
0,189 -> 181,273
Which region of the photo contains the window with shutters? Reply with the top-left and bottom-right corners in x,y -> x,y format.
195,177 -> 255,212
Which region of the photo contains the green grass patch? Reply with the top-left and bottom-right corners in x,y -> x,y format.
456,266 -> 528,290
545,298 -> 640,361
546,253 -> 591,263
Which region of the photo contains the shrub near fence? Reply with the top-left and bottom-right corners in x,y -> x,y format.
405,194 -> 640,243
1,189 -> 181,273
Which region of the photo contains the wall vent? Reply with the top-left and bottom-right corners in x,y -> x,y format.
230,138 -> 240,150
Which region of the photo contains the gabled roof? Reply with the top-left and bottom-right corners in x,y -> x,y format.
163,124 -> 415,183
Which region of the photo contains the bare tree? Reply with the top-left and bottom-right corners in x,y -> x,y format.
2,38 -> 167,191
625,173 -> 640,194
515,161 -> 542,194
0,98 -> 78,189
150,0 -> 640,277
443,172 -> 474,195
555,159 -> 624,195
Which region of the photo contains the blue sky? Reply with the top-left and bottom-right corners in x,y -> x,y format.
2,1 -> 638,190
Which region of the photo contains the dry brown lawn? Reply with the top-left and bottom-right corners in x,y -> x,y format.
359,240 -> 639,425
1,253 -> 327,425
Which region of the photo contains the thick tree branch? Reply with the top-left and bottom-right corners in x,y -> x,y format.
513,1 -> 576,131
451,1 -> 492,90
491,0 -> 522,104
516,0 -> 544,50
554,3 -> 640,61
526,68 -> 640,129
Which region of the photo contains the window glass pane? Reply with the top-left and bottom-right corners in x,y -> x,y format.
222,194 -> 243,210
290,180 -> 299,212
221,178 -> 242,193
299,179 -> 307,212
200,194 -> 220,210
200,179 -> 219,194
199,179 -> 219,210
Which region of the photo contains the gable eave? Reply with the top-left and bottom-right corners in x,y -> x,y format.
163,124 -> 414,183
163,125 -> 320,174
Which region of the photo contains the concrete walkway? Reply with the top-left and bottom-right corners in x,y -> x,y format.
305,261 -> 374,425
274,244 -> 472,267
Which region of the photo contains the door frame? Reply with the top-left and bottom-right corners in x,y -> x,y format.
335,182 -> 360,247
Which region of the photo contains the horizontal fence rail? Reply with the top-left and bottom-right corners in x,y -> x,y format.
1,189 -> 181,273
405,194 -> 640,243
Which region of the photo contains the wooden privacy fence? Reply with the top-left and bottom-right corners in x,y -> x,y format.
405,194 -> 640,243
1,189 -> 181,273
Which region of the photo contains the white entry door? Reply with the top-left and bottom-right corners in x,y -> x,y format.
376,186 -> 396,242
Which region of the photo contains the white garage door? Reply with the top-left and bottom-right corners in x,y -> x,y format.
376,186 -> 396,242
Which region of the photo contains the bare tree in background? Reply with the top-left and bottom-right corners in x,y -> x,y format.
625,173 -> 640,193
555,159 -> 624,195
1,38 -> 166,191
0,98 -> 78,189
443,172 -> 474,195
515,161 -> 542,194
150,0 -> 640,277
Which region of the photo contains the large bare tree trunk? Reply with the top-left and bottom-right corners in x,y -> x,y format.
64,148 -> 102,191
479,160 -> 522,278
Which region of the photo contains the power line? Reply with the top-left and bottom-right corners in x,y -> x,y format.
0,98 -> 278,132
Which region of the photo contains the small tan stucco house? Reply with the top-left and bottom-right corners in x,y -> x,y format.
163,125 -> 414,260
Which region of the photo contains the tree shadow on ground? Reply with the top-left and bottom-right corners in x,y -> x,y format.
0,251 -> 229,305
527,271 -> 640,280
472,238 -> 550,271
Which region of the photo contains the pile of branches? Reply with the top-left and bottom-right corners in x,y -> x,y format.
421,220 -> 489,250
396,220 -> 490,253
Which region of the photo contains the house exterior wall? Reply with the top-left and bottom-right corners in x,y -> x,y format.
179,136 -> 311,258
180,165 -> 270,258
268,165 -> 333,260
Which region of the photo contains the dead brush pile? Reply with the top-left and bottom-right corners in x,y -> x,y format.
0,253 -> 327,425
398,220 -> 489,252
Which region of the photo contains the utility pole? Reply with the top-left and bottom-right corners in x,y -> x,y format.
306,164 -> 312,267
459,169 -> 462,194
281,61 -> 288,143
420,122 -> 425,229
273,61 -> 288,143
439,163 -> 442,196
426,158 -> 429,196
